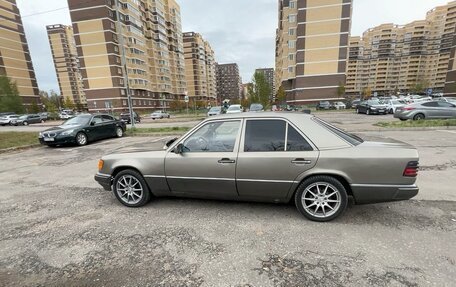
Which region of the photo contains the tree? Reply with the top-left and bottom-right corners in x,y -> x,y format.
276,85 -> 287,105
63,97 -> 75,110
337,82 -> 346,98
169,99 -> 184,111
411,78 -> 430,94
362,86 -> 372,100
248,72 -> 271,108
30,101 -> 40,113
0,75 -> 24,114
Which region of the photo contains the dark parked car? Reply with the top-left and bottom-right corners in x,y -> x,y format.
39,114 -> 126,147
249,103 -> 264,112
95,112 -> 419,222
356,100 -> 388,115
316,101 -> 332,110
120,112 -> 141,124
394,101 -> 456,121
10,114 -> 43,126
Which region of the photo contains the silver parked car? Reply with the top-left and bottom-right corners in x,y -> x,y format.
207,106 -> 222,116
394,101 -> 456,121
151,110 -> 170,119
95,113 -> 419,222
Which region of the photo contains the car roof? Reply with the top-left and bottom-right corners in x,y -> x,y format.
208,111 -> 313,120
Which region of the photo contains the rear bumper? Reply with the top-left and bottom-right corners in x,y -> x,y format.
350,184 -> 418,204
94,173 -> 112,191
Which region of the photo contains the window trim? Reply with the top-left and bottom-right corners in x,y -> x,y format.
240,118 -> 316,153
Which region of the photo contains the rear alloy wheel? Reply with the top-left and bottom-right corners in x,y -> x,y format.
113,169 -> 150,207
115,126 -> 123,138
413,113 -> 425,121
295,176 -> 348,222
23,121 -> 29,126
75,132 -> 88,146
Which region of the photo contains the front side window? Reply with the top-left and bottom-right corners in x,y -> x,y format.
183,121 -> 240,152
92,116 -> 103,124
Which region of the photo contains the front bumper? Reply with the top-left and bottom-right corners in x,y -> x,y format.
351,184 -> 419,204
39,135 -> 77,146
94,173 -> 112,191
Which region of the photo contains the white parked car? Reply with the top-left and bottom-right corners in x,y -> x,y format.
59,113 -> 73,120
386,99 -> 406,114
333,102 -> 346,110
0,114 -> 19,126
207,106 -> 222,116
151,110 -> 170,119
226,104 -> 243,114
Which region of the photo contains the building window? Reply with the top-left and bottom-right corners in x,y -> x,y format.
288,15 -> 296,23
288,66 -> 294,73
288,53 -> 294,61
111,22 -> 115,29
119,78 -> 124,85
116,57 -> 121,63
121,89 -> 126,95
114,45 -> 119,52
289,1 -> 296,8
109,11 -> 113,17
289,28 -> 295,36
288,40 -> 296,48
122,100 -> 127,106
117,68 -> 122,75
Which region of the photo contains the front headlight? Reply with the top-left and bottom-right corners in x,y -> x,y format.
370,107 -> 377,110
61,129 -> 75,136
38,132 -> 43,138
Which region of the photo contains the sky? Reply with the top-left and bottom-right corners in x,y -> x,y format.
15,0 -> 452,93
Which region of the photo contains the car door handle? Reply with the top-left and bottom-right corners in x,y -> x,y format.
218,158 -> 236,164
291,158 -> 312,164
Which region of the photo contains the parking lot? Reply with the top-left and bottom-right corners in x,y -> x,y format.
0,112 -> 455,286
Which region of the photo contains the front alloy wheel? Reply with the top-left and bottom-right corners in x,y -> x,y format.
295,176 -> 348,222
76,132 -> 88,146
113,169 -> 150,207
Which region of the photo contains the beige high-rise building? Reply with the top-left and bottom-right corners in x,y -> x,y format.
68,0 -> 186,112
47,24 -> 86,107
346,1 -> 456,96
0,0 -> 40,107
183,32 -> 216,104
275,0 -> 353,104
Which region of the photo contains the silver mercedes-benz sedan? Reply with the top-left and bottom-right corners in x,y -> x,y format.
95,112 -> 419,222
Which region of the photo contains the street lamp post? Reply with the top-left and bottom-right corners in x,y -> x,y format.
114,0 -> 135,128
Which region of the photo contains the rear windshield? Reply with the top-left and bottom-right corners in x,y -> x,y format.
313,117 -> 364,146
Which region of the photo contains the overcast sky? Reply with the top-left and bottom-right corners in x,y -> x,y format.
16,0 -> 451,93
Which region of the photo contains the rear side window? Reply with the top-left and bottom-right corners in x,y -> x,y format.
287,125 -> 313,151
102,115 -> 114,121
245,120 -> 285,151
313,117 -> 363,146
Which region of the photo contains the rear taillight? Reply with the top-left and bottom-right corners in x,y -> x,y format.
403,161 -> 419,177
403,107 -> 415,111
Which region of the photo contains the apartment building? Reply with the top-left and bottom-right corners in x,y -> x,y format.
0,0 -> 40,106
346,1 -> 456,95
275,0 -> 353,104
255,68 -> 275,99
216,63 -> 242,103
444,31 -> 456,96
68,0 -> 186,112
183,32 -> 216,104
47,24 -> 86,107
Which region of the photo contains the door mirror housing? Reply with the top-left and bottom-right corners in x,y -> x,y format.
173,143 -> 184,154
90,121 -> 95,126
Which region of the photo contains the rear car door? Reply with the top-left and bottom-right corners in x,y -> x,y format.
235,119 -> 319,202
421,101 -> 441,118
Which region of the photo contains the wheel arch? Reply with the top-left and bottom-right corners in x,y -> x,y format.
111,165 -> 155,195
290,172 -> 354,202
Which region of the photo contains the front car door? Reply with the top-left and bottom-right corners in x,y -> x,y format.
86,115 -> 104,140
101,115 -> 117,138
436,101 -> 456,118
165,119 -> 242,199
235,119 -> 319,202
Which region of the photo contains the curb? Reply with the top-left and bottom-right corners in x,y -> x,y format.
0,144 -> 41,154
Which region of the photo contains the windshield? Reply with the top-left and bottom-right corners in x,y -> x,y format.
209,107 -> 221,112
228,105 -> 240,111
62,115 -> 91,126
313,117 -> 364,146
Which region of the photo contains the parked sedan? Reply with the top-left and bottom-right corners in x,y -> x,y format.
226,104 -> 243,114
386,99 -> 406,114
394,101 -> 456,121
316,101 -> 332,110
356,100 -> 388,115
207,106 -> 223,117
120,112 -> 141,124
11,114 -> 43,126
333,102 -> 346,110
39,114 -> 126,147
0,114 -> 19,126
151,110 -> 170,119
95,112 -> 419,222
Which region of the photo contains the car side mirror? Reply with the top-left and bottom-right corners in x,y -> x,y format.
174,143 -> 184,154
90,121 -> 95,126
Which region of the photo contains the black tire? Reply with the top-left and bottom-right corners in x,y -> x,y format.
413,113 -> 425,121
389,108 -> 393,114
294,175 -> 348,222
115,126 -> 124,138
400,118 -> 407,121
41,119 -> 44,123
113,169 -> 151,207
75,132 -> 88,146
167,115 -> 170,118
